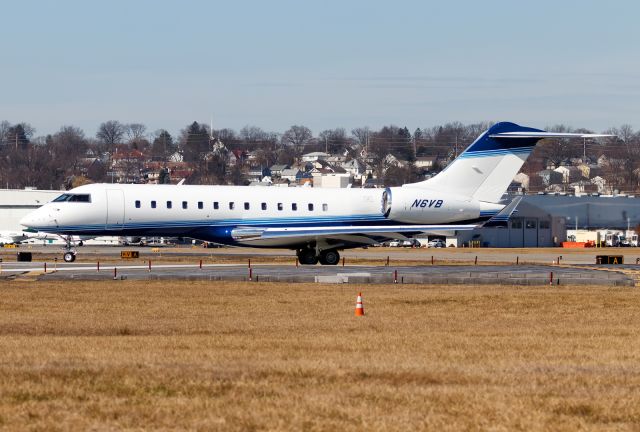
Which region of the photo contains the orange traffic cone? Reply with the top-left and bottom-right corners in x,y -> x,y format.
355,292 -> 365,316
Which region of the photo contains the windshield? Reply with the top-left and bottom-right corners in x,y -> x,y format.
52,194 -> 91,203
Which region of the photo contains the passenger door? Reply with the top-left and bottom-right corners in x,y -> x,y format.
106,189 -> 125,230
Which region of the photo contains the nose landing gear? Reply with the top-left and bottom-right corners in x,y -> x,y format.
60,235 -> 77,263
63,251 -> 77,263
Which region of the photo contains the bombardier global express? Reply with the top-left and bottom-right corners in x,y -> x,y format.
19,122 -> 610,264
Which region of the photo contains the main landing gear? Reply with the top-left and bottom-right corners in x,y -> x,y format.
297,248 -> 340,265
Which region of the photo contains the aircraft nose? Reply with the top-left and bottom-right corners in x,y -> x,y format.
20,208 -> 54,229
19,213 -> 36,228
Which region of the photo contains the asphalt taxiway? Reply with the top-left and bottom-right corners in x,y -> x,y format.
1,261 -> 635,286
2,246 -> 638,286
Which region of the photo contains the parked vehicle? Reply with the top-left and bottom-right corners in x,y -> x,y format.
427,239 -> 445,248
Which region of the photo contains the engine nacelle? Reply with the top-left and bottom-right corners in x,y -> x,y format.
382,187 -> 480,224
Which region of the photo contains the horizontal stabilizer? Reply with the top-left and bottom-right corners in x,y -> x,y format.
482,196 -> 522,228
489,132 -> 614,139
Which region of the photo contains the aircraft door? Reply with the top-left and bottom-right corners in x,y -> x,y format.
106,189 -> 125,230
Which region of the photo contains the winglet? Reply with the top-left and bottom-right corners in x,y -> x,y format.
482,196 -> 522,228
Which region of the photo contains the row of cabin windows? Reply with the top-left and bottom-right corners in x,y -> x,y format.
134,200 -> 328,212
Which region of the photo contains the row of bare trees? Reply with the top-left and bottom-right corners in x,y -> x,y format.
1,119 -> 639,191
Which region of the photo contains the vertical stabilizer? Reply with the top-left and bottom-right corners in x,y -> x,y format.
404,122 -> 542,203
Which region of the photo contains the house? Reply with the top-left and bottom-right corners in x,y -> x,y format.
229,149 -> 249,165
169,151 -> 184,163
111,149 -> 147,183
247,167 -> 270,182
325,154 -> 346,165
313,172 -> 353,188
415,156 -> 437,170
553,166 -> 583,183
269,164 -> 289,178
383,154 -> 404,169
576,164 -> 603,179
597,155 -> 609,167
210,139 -> 229,154
590,176 -> 609,194
78,158 -> 105,180
513,172 -> 530,191
508,172 -> 529,194
341,159 -> 365,178
302,152 -> 330,162
280,168 -> 302,182
537,169 -> 563,187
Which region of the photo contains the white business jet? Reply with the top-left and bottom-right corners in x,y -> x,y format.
19,122 -> 610,263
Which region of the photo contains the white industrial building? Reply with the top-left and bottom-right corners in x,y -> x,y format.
0,188 -> 62,231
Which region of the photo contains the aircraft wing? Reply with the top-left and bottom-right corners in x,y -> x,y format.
231,224 -> 477,247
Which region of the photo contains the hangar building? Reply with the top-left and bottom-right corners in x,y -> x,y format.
0,188 -> 62,231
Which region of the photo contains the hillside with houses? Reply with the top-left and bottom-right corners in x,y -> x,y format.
1,120 -> 637,195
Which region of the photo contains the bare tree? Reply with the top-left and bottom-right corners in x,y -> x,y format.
282,125 -> 312,152
48,126 -> 88,173
351,127 -> 370,147
318,128 -> 348,154
125,123 -> 147,143
239,125 -> 266,142
96,120 -> 125,151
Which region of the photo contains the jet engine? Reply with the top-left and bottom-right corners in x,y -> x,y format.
381,187 -> 481,224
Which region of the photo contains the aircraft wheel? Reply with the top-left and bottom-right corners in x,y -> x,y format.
298,249 -> 318,265
319,250 -> 340,265
63,252 -> 76,263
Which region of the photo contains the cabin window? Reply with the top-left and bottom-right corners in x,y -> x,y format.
540,220 -> 550,229
244,202 -> 250,210
526,219 -> 537,229
322,203 -> 328,212
198,201 -> 203,210
308,203 -> 314,211
229,202 -> 235,210
135,200 -> 141,208
261,202 -> 267,210
292,203 -> 297,211
151,200 -> 156,209
182,201 -> 188,209
166,201 -> 172,209
511,219 -> 522,229
277,203 -> 283,211
213,202 -> 219,210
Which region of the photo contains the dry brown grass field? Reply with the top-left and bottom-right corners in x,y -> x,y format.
1,280 -> 640,431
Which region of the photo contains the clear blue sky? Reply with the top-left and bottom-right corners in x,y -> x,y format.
1,0 -> 639,138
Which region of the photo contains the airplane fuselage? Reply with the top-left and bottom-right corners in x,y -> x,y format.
20,183 -> 489,248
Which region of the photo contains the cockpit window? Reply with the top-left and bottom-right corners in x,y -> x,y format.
69,194 -> 91,202
53,194 -> 71,202
52,193 -> 91,203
